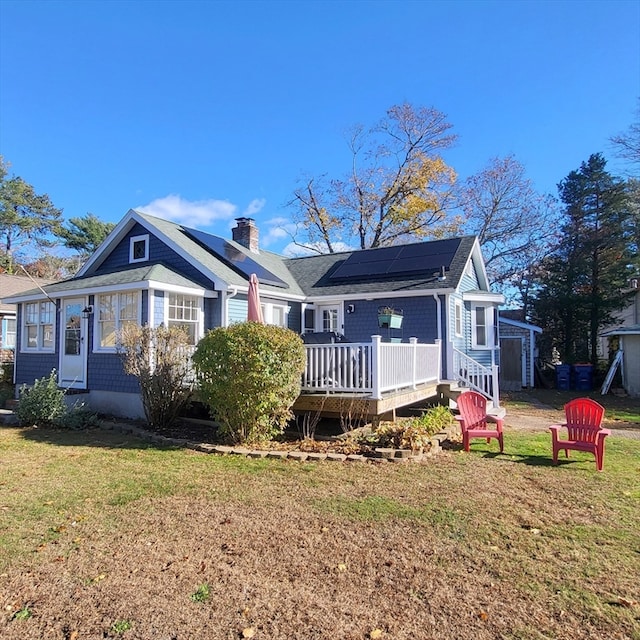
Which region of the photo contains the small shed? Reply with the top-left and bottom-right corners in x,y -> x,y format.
498,314 -> 542,391
600,325 -> 640,397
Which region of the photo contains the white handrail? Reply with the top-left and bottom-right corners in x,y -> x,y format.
452,347 -> 500,407
301,337 -> 441,397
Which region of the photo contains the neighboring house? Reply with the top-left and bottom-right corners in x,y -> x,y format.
498,310 -> 542,391
4,209 -> 504,420
0,273 -> 55,364
598,278 -> 640,362
600,325 -> 640,397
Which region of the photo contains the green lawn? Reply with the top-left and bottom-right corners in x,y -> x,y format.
1,421 -> 639,639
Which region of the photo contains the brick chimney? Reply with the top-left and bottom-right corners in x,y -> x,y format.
232,217 -> 259,253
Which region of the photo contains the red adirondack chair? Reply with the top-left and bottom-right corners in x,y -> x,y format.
549,397 -> 611,471
455,390 -> 504,453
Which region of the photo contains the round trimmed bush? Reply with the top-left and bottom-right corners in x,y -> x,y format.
192,322 -> 306,444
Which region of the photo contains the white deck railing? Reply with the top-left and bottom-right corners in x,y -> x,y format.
452,347 -> 500,407
301,336 -> 441,399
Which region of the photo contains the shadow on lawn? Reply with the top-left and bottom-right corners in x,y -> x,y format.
479,449 -> 601,469
13,424 -> 173,451
451,446 -> 559,468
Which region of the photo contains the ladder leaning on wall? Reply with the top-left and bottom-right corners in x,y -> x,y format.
601,350 -> 624,395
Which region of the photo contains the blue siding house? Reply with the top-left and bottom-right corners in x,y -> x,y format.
4,209 -> 504,419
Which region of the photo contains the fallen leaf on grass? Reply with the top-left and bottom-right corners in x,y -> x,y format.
337,563 -> 347,572
618,597 -> 638,608
369,629 -> 384,639
478,610 -> 489,621
242,627 -> 256,638
69,631 -> 79,640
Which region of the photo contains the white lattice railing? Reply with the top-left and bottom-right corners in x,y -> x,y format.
452,347 -> 500,407
301,337 -> 441,399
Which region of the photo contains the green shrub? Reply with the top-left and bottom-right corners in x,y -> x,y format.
17,370 -> 67,427
58,406 -> 99,429
192,322 -> 306,444
410,404 -> 454,435
117,324 -> 194,430
359,405 -> 453,452
0,361 -> 14,384
16,369 -> 99,429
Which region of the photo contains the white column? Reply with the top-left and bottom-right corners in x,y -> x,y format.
371,335 -> 382,400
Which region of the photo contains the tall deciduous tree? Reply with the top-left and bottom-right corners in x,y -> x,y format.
288,103 -> 458,253
456,155 -> 558,308
531,153 -> 635,364
59,213 -> 115,260
610,99 -> 640,172
0,157 -> 63,273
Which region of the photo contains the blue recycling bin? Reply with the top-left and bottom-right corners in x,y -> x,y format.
555,364 -> 571,390
572,364 -> 593,391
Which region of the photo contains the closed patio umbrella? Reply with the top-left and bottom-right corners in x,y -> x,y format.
247,273 -> 264,323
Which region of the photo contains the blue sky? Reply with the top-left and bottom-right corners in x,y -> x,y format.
1,0 -> 638,257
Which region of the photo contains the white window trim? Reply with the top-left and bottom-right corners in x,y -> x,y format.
21,301 -> 56,352
454,300 -> 462,337
471,303 -> 494,350
94,291 -> 142,352
316,304 -> 341,333
129,234 -> 149,263
164,293 -> 203,345
2,317 -> 17,349
261,302 -> 290,328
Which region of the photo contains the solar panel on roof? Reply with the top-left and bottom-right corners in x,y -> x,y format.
329,238 -> 461,281
183,227 -> 289,288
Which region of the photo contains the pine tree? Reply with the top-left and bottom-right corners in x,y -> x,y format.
532,154 -> 634,364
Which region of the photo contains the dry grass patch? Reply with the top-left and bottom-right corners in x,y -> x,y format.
0,424 -> 639,639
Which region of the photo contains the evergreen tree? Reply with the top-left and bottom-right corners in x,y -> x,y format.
0,157 -> 63,272
58,213 -> 115,261
531,154 -> 635,364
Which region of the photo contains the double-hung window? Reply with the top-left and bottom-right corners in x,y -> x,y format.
472,304 -> 489,349
23,301 -> 55,351
97,292 -> 140,348
167,293 -> 200,345
4,318 -> 17,349
260,303 -> 288,328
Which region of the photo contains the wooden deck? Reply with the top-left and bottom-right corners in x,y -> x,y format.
292,381 -> 446,423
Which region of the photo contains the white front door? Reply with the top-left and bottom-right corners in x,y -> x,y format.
59,298 -> 87,389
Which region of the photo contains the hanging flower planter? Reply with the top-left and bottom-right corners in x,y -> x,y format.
378,306 -> 403,329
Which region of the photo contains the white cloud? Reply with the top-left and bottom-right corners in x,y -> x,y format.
136,194 -> 237,228
262,216 -> 297,249
243,198 -> 266,216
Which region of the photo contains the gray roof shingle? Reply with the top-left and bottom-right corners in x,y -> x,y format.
284,236 -> 477,296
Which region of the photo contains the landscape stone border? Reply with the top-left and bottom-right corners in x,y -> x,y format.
0,408 -> 453,463
98,418 -> 452,463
